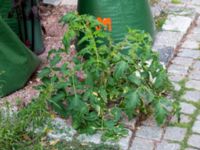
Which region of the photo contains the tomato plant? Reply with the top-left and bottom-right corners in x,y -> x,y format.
38,12 -> 180,141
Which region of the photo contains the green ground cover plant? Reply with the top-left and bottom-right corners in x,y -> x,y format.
38,12 -> 180,141
0,93 -> 50,149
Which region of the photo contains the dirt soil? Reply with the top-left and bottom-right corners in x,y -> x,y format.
0,4 -> 76,107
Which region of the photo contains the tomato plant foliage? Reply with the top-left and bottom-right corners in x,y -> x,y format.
38,12 -> 180,141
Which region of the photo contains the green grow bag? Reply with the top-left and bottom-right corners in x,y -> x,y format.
0,16 -> 40,97
78,0 -> 155,42
0,0 -> 19,35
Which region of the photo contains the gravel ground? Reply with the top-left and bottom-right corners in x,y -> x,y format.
0,4 -> 76,107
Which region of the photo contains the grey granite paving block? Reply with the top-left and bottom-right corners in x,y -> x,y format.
192,120 -> 200,134
77,133 -> 102,144
186,80 -> 200,91
136,126 -> 163,141
188,134 -> 200,148
171,114 -> 191,124
188,70 -> 200,80
181,40 -> 200,49
192,28 -> 200,34
172,57 -> 194,67
178,49 -> 200,59
191,0 -> 200,6
43,0 -> 62,5
187,33 -> 200,42
182,90 -> 200,102
197,115 -> 200,120
192,61 -> 200,71
130,137 -> 154,150
47,118 -> 77,141
163,127 -> 187,142
155,141 -> 181,150
61,0 -> 77,5
169,74 -> 185,82
153,31 -> 183,48
186,148 -> 199,150
154,46 -> 174,64
118,130 -> 132,150
167,4 -> 195,16
162,15 -> 192,32
168,64 -> 189,76
180,102 -> 196,115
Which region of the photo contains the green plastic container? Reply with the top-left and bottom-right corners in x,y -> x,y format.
0,16 -> 40,97
78,0 -> 155,42
0,0 -> 19,35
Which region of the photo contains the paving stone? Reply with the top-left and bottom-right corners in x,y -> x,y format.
188,134 -> 200,148
136,126 -> 163,141
197,115 -> 200,120
155,141 -> 181,150
182,90 -> 200,102
162,15 -> 192,32
154,46 -> 174,64
47,118 -> 77,141
192,61 -> 200,71
167,4 -> 195,16
168,64 -> 188,76
61,0 -> 77,5
118,130 -> 132,150
178,49 -> 200,59
181,40 -> 200,49
188,70 -> 200,80
192,28 -> 200,34
192,120 -> 200,134
163,127 -> 187,142
186,80 -> 200,91
77,133 -> 102,144
154,31 -> 183,48
191,0 -> 200,6
185,148 -> 199,150
171,114 -> 191,124
169,74 -> 185,82
43,0 -> 62,5
130,137 -> 154,150
172,57 -> 194,67
187,33 -> 200,42
180,102 -> 196,115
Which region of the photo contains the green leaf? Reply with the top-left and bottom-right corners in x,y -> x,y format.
114,61 -> 129,79
99,88 -> 108,103
137,87 -> 154,104
111,107 -> 122,123
154,98 -> 169,125
38,67 -> 51,78
128,73 -> 141,86
125,91 -> 140,119
50,54 -> 61,66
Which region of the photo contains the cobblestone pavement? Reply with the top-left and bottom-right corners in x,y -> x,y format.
46,1 -> 200,150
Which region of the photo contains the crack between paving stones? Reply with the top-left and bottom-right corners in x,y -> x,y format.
127,114 -> 144,150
